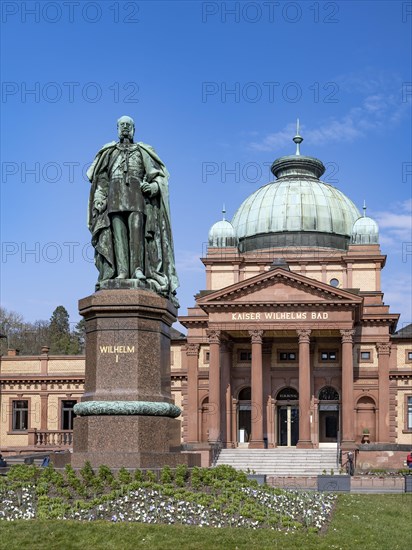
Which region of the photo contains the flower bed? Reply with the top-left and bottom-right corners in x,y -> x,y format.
0,464 -> 336,532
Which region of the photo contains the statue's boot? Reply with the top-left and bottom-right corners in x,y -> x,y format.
133,268 -> 146,280
116,272 -> 128,279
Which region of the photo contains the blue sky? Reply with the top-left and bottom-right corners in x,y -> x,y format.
1,0 -> 411,332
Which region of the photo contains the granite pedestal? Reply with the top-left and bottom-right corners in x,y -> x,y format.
72,288 -> 198,469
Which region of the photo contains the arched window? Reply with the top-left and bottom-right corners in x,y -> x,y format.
357,396 -> 376,407
356,395 -> 376,443
276,387 -> 299,400
238,387 -> 251,400
318,386 -> 339,400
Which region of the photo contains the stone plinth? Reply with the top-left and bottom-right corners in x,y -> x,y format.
72,415 -> 199,468
72,289 -> 197,468
78,289 -> 176,404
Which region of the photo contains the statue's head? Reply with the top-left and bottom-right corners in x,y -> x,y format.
117,115 -> 135,141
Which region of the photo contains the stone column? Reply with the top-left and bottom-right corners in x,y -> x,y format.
263,343 -> 272,447
206,329 -> 221,443
40,388 -> 48,431
376,342 -> 391,443
340,329 -> 356,448
185,343 -> 200,443
221,340 -> 233,447
266,396 -> 275,448
249,329 -> 264,448
231,397 -> 237,445
297,329 -> 313,448
40,346 -> 49,375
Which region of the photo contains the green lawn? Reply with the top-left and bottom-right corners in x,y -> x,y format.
0,494 -> 411,550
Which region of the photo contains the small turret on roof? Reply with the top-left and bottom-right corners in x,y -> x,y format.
208,206 -> 238,248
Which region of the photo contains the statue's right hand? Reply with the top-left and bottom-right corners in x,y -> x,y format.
94,199 -> 107,213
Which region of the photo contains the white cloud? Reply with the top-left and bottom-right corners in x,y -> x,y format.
250,71 -> 409,151
250,124 -> 296,151
374,200 -> 412,243
176,250 -> 204,273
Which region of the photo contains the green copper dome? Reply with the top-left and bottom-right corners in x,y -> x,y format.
231,130 -> 360,252
208,219 -> 238,247
351,205 -> 379,244
208,207 -> 238,248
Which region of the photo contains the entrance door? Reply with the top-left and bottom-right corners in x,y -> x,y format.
238,407 -> 251,442
318,387 -> 340,444
237,387 -> 252,443
319,410 -> 339,442
278,406 -> 299,446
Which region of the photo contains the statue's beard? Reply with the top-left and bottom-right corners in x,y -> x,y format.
119,130 -> 134,143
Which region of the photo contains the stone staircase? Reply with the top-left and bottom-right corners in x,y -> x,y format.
215,448 -> 338,476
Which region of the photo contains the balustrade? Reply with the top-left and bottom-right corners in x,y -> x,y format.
28,429 -> 73,447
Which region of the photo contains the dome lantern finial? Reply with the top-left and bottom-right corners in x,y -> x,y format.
222,204 -> 226,221
363,200 -> 367,217
293,118 -> 303,156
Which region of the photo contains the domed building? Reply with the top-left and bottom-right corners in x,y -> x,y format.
179,127 -> 408,463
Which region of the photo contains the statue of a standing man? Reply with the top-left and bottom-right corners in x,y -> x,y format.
87,116 -> 179,306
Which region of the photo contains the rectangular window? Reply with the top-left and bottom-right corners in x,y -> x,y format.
239,350 -> 252,362
320,351 -> 338,361
408,397 -> 412,430
361,351 -> 371,360
12,400 -> 28,431
408,352 -> 412,361
279,352 -> 297,361
61,400 -> 77,430
204,351 -> 210,363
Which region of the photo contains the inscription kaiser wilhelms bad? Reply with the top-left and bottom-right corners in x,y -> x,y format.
231,311 -> 329,320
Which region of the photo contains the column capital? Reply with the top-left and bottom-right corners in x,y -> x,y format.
376,342 -> 392,355
206,329 -> 221,344
185,343 -> 200,357
297,328 -> 311,343
340,329 -> 355,343
248,329 -> 264,344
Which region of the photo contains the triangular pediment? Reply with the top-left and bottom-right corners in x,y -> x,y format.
197,268 -> 362,308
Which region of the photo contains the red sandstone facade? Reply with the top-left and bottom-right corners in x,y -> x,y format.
178,243 -> 412,451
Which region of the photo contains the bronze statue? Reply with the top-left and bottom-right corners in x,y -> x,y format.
87,116 -> 179,305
